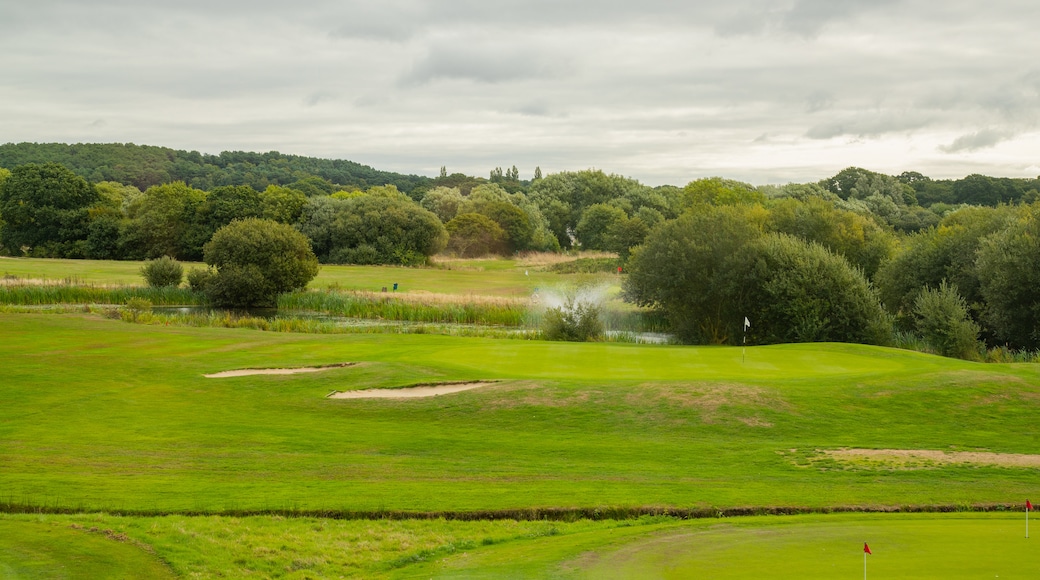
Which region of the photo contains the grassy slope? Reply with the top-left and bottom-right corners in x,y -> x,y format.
403,513 -> 1040,579
0,256 -> 596,296
0,518 -> 176,579
3,313 -> 1039,513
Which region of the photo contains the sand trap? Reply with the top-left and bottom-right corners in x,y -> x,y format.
204,363 -> 355,378
329,381 -> 495,399
822,448 -> 1040,468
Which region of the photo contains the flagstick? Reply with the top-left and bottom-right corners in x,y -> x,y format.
864,550 -> 867,580
1027,505 -> 1030,539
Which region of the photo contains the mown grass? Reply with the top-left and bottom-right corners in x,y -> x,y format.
404,512 -> 1040,579
3,313 -> 1040,516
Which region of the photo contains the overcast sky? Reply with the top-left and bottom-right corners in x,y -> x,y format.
2,1 -> 1038,185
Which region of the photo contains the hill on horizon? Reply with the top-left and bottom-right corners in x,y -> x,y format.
0,142 -> 432,194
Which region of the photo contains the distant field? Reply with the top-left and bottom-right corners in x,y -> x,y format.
0,255 -> 614,296
3,313 -> 1039,514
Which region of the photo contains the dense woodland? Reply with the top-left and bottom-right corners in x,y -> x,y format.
2,142 -> 1040,355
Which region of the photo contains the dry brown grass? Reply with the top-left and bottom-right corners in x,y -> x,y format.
351,289 -> 529,307
516,251 -> 617,267
818,448 -> 1040,469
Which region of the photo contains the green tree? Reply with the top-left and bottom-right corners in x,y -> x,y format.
575,204 -> 628,251
681,177 -> 764,208
202,218 -> 319,307
420,186 -> 465,223
204,185 -> 263,232
766,197 -> 895,278
445,213 -> 507,257
975,203 -> 1040,349
296,195 -> 447,265
288,176 -> 335,197
140,256 -> 184,288
605,215 -> 650,261
736,234 -> 892,345
0,162 -> 99,256
875,205 -> 1012,329
624,205 -> 765,343
913,281 -> 982,360
259,185 -> 307,224
480,201 -> 533,252
123,182 -> 208,260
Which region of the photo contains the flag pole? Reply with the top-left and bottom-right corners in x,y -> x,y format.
1028,501 -> 1030,539
864,550 -> 866,580
742,317 -> 749,364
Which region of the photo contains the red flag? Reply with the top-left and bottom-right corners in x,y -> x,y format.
1028,500 -> 1033,511
864,542 -> 872,555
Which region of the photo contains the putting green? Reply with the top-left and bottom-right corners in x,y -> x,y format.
0,519 -> 175,579
404,514 -> 1040,579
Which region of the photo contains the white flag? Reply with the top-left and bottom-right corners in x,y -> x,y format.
744,317 -> 751,330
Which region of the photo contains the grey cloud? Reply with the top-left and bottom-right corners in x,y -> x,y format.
401,43 -> 568,85
939,129 -> 1015,153
780,0 -> 901,36
304,92 -> 338,107
805,91 -> 835,113
4,0 -> 1040,186
806,113 -> 932,139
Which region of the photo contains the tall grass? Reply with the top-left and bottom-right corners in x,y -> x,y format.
0,282 -> 203,306
279,289 -> 530,326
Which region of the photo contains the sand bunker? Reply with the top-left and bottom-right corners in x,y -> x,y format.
823,448 -> 1040,468
328,381 -> 495,399
204,363 -> 355,378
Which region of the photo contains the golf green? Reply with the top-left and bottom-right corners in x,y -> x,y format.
402,513 -> 1040,579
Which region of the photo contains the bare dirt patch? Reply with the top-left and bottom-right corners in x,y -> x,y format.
204,363 -> 356,378
822,448 -> 1040,469
328,381 -> 497,399
633,383 -> 790,426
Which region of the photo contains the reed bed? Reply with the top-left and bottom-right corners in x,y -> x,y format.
278,289 -> 530,326
118,308 -> 538,340
0,283 -> 203,306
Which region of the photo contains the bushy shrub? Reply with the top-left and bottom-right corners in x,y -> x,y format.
738,234 -> 892,345
914,281 -> 982,360
296,194 -> 446,265
186,267 -> 216,292
203,218 -> 319,307
541,296 -> 604,342
140,256 -> 184,287
446,213 -> 507,257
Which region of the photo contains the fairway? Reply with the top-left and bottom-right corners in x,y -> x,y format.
3,312 -> 1039,514
401,513 -> 1040,579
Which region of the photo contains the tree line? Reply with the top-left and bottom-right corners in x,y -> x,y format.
2,145 -> 1040,356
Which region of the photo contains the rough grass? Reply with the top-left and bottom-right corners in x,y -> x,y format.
0,513 -> 629,579
0,281 -> 202,305
278,289 -> 530,326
